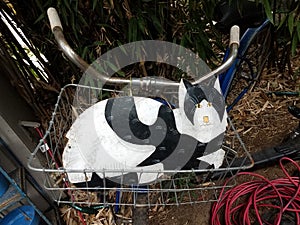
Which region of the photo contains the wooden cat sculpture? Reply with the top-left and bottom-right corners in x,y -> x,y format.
63,78 -> 227,186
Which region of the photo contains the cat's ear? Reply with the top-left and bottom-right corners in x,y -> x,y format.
182,79 -> 193,90
213,77 -> 222,94
179,79 -> 191,109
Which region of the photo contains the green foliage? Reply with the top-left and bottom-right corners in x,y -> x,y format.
224,0 -> 299,72
1,0 -> 299,124
9,0 -> 223,79
260,0 -> 300,56
285,4 -> 300,56
261,0 -> 273,23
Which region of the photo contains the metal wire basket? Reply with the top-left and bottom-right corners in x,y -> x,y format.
28,83 -> 253,210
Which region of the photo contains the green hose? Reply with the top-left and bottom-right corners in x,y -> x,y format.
68,203 -> 107,214
267,91 -> 300,96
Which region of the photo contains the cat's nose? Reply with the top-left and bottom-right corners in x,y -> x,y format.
203,116 -> 209,124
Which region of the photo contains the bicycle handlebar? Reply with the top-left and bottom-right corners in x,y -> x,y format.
230,25 -> 240,46
47,7 -> 63,32
47,7 -> 239,89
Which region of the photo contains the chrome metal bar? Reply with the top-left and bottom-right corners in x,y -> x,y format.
53,27 -> 131,85
48,8 -> 239,89
192,43 -> 239,85
53,28 -> 89,71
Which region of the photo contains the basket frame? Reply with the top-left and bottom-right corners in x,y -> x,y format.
28,83 -> 253,207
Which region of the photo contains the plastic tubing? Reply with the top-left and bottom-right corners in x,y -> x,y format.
211,157 -> 300,225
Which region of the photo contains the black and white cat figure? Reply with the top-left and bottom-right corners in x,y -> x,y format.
62,78 -> 227,186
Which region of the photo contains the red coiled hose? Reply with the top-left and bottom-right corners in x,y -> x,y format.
211,157 -> 300,225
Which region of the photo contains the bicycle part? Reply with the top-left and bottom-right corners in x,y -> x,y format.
221,142 -> 300,171
192,26 -> 239,86
212,107 -> 300,179
213,142 -> 300,180
47,8 -> 239,88
221,19 -> 272,111
28,83 -> 252,204
27,8 -> 249,224
219,19 -> 271,98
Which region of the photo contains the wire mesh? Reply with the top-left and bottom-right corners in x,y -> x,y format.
28,83 -> 253,208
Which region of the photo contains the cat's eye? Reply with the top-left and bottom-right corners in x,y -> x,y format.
196,103 -> 202,108
207,102 -> 212,107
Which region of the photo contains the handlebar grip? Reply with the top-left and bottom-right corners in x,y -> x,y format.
229,25 -> 240,46
47,7 -> 63,32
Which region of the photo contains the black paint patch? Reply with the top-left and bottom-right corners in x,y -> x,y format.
137,105 -> 181,166
200,80 -> 226,121
159,134 -> 206,170
184,85 -> 207,124
105,97 -> 152,144
105,97 -> 181,151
